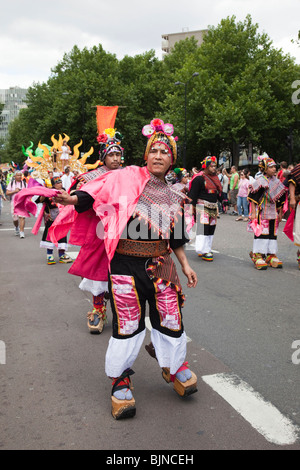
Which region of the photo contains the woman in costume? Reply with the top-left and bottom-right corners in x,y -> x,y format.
248,156 -> 286,270
58,140 -> 71,167
53,118 -> 198,420
6,171 -> 28,238
188,156 -> 222,262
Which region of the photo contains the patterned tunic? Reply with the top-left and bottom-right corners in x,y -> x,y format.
248,175 -> 286,220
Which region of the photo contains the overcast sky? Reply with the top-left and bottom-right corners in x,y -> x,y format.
1,0 -> 300,90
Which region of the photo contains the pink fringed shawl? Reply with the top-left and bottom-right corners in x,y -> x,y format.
14,187 -> 60,217
14,186 -> 61,234
283,209 -> 295,242
49,166 -> 151,272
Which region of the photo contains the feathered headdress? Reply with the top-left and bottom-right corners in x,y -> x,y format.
142,118 -> 178,163
201,156 -> 217,169
97,128 -> 124,162
257,155 -> 277,173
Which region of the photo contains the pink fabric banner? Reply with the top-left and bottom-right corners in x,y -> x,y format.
14,187 -> 60,218
283,209 -> 295,242
96,106 -> 118,134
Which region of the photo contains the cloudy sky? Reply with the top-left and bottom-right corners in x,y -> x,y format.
1,0 -> 300,90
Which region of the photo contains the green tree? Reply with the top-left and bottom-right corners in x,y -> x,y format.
6,17 -> 300,168
5,45 -> 166,165
116,50 -> 165,164
161,15 -> 300,167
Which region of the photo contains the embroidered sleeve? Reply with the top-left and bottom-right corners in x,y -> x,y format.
247,186 -> 265,205
288,177 -> 296,186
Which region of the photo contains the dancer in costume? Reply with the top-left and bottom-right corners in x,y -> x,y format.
285,162 -> 300,269
53,118 -> 198,420
188,156 -> 222,261
172,168 -> 189,193
6,171 -> 28,238
36,177 -> 73,264
58,140 -> 71,166
68,129 -> 124,333
248,156 -> 286,270
12,132 -> 97,246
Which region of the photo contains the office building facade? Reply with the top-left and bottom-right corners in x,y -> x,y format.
0,87 -> 28,140
162,29 -> 208,55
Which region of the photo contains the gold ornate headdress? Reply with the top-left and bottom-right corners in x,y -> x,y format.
24,134 -> 97,179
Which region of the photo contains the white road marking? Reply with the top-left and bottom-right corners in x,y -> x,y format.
202,372 -> 299,445
65,251 -> 79,260
185,242 -> 220,254
0,227 -> 45,231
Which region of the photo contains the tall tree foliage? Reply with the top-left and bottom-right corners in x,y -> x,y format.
6,46 -> 166,165
5,16 -> 300,168
162,15 -> 300,167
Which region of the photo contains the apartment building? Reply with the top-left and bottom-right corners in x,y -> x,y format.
0,86 -> 28,140
161,28 -> 208,55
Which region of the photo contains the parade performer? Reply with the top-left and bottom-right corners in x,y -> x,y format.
35,177 -> 73,264
12,133 -> 97,248
68,129 -> 124,333
188,156 -> 222,261
6,171 -> 28,238
52,118 -> 198,420
248,156 -> 286,270
23,134 -> 96,177
18,131 -> 121,333
172,168 -> 189,193
285,162 -> 300,269
58,139 -> 71,166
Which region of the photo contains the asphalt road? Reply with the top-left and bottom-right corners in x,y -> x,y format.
0,199 -> 299,451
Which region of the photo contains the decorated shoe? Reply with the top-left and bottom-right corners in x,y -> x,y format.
249,252 -> 268,270
59,254 -> 73,264
47,255 -> 56,265
111,369 -> 136,420
144,343 -> 197,397
265,254 -> 283,269
86,306 -> 107,334
162,362 -> 198,397
202,252 -> 213,262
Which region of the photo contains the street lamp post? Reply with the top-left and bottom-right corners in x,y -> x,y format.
62,92 -> 85,153
175,72 -> 199,168
80,95 -> 85,153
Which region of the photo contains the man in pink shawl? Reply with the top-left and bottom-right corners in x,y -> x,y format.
66,129 -> 125,334
53,118 -> 198,420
